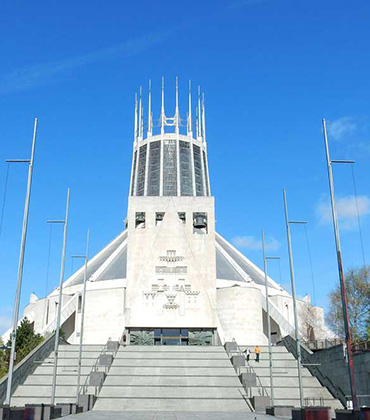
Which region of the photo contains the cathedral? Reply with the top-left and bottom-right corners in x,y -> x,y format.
3,79 -> 326,347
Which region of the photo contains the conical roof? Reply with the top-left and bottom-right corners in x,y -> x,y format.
60,229 -> 282,291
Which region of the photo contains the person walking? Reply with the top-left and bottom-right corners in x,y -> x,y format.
254,345 -> 261,362
243,348 -> 251,363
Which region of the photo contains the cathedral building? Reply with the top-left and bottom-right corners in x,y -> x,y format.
3,79 -> 326,347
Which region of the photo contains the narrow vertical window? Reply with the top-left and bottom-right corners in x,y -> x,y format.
130,150 -> 137,196
163,140 -> 177,196
202,151 -> 210,196
148,141 -> 161,196
180,141 -> 193,196
193,145 -> 204,196
136,144 -> 147,196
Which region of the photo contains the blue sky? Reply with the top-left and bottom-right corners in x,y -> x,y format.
0,0 -> 369,334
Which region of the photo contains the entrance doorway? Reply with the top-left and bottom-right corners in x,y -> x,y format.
129,328 -> 214,346
154,328 -> 188,345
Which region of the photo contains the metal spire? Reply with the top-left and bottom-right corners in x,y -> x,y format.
197,86 -> 202,140
138,86 -> 142,139
196,106 -> 199,138
202,92 -> 206,142
175,76 -> 179,133
134,93 -> 138,143
148,79 -> 152,137
141,104 -> 144,139
188,80 -> 193,137
161,76 -> 165,135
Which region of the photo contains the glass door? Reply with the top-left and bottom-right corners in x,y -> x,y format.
154,328 -> 188,345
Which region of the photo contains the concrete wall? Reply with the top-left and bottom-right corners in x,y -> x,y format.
217,285 -> 267,345
126,196 -> 217,329
309,344 -> 370,406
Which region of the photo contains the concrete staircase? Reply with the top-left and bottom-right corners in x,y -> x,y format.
238,345 -> 343,409
11,344 -> 105,406
93,345 -> 251,412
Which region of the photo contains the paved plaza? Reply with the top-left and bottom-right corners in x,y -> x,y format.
64,412 -> 278,420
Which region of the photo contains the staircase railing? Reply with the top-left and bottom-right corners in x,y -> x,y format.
279,334 -> 346,407
0,332 -> 56,404
40,294 -> 78,336
236,344 -> 269,398
79,338 -> 119,397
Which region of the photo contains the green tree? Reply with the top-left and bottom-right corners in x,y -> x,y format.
6,317 -> 44,366
326,265 -> 370,342
0,338 -> 8,379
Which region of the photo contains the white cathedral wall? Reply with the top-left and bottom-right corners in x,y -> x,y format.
78,287 -> 125,344
217,286 -> 267,345
125,196 -> 217,329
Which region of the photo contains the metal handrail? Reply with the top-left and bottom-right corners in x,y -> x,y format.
79,338 -> 118,397
0,332 -> 56,404
235,345 -> 269,398
280,335 -> 346,407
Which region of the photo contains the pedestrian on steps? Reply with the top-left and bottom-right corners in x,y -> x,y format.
243,348 -> 251,363
254,345 -> 261,362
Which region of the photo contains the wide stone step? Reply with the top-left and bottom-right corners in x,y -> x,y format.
11,396 -> 76,406
34,365 -> 104,375
243,366 -> 312,376
58,345 -> 105,352
258,376 -> 321,387
268,398 -> 343,409
241,353 -> 296,361
98,385 -> 245,399
121,346 -> 225,352
249,385 -> 335,399
238,346 -> 288,353
93,397 -> 250,412
110,359 -> 231,367
44,357 -> 99,366
48,351 -> 104,359
12,384 -> 96,398
104,375 -> 241,387
108,366 -> 237,376
242,359 -> 299,368
24,374 -> 89,385
115,352 -> 230,360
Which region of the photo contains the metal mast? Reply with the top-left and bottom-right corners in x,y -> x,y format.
50,188 -> 70,406
5,118 -> 38,406
322,118 -> 358,409
261,230 -> 275,406
283,188 -> 304,407
75,229 -> 90,404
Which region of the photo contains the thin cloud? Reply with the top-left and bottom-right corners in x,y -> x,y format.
0,27 -> 176,95
232,235 -> 280,251
316,195 -> 370,230
326,116 -> 370,154
327,117 -> 357,142
0,0 -> 263,95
